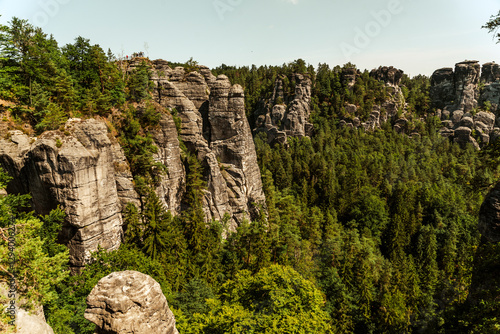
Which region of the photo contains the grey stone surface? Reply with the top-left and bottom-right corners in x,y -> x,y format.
85,271 -> 178,334
147,61 -> 266,229
0,119 -> 139,269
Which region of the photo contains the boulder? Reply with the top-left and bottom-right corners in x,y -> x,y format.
0,119 -> 139,269
451,109 -> 464,125
85,271 -> 178,334
473,111 -> 496,132
459,116 -> 474,129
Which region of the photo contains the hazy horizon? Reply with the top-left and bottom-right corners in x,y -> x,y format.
1,0 -> 499,77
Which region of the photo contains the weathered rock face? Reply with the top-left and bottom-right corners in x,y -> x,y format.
370,66 -> 403,86
147,61 -> 266,228
16,310 -> 55,334
454,61 -> 481,113
430,61 -> 481,113
342,67 -> 359,88
85,271 -> 178,334
431,61 -> 500,148
149,112 -> 186,215
209,79 -> 266,224
283,74 -> 313,137
478,182 -> 500,243
0,119 -> 139,269
0,282 -> 55,334
480,62 -> 500,84
253,73 -> 313,144
430,68 -> 455,110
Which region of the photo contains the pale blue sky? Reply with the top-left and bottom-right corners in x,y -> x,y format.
0,0 -> 499,76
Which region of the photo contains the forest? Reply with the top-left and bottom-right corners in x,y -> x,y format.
0,14 -> 500,334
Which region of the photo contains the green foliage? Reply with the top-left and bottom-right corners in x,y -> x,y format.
1,17 -> 498,334
45,244 -> 172,334
0,169 -> 69,310
181,265 -> 332,334
127,60 -> 152,102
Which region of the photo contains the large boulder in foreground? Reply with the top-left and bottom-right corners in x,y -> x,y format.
478,182 -> 500,242
84,271 -> 178,334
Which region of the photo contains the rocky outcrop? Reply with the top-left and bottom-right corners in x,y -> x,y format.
430,61 -> 480,113
85,271 -> 178,334
341,66 -> 405,132
478,182 -> 500,243
16,310 -> 55,334
370,66 -> 403,86
430,68 -> 455,110
0,119 -> 139,269
147,61 -> 266,228
342,67 -> 359,88
209,79 -> 266,224
149,112 -> 186,215
0,282 -> 55,334
282,74 -> 314,137
454,61 -> 481,113
431,61 -> 500,148
481,62 -> 500,84
254,73 -> 313,144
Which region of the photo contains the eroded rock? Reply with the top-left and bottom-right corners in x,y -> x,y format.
0,119 -> 139,269
85,271 -> 178,334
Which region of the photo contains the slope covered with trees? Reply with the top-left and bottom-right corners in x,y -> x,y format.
0,16 -> 499,334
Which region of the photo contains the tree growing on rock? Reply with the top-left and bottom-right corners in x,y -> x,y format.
483,10 -> 500,42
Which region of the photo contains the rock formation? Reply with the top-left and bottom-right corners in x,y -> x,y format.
16,310 -> 55,334
85,271 -> 178,334
0,119 -> 139,269
253,73 -> 313,145
430,68 -> 455,110
0,282 -> 55,334
146,60 -> 266,228
340,66 -> 405,132
369,66 -> 403,86
149,111 -> 186,216
479,62 -> 500,114
431,61 -> 480,113
342,67 -> 359,88
431,61 -> 500,148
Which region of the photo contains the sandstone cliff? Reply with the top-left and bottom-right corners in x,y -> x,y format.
147,60 -> 266,229
0,119 -> 139,269
85,271 -> 178,334
0,60 -> 267,268
431,60 -> 500,149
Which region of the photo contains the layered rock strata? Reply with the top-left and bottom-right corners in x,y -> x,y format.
145,60 -> 266,228
0,119 -> 139,269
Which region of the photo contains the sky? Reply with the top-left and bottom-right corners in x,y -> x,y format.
0,0 -> 499,77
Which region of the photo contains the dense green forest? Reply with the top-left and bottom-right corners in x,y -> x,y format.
1,16 -> 500,333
